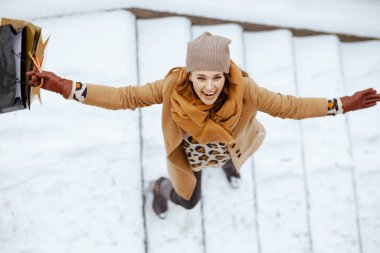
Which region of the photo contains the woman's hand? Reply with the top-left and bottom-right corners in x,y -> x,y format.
26,70 -> 73,99
340,88 -> 380,113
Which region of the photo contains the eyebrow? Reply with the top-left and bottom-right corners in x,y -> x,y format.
196,74 -> 222,77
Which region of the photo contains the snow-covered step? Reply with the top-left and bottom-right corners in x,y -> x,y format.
137,17 -> 205,253
244,29 -> 311,253
340,40 -> 380,253
294,35 -> 360,253
190,24 -> 258,253
0,10 -> 144,253
192,24 -> 246,69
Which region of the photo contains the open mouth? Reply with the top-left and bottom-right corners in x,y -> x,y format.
202,91 -> 216,100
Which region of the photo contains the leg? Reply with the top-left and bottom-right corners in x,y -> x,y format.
170,170 -> 202,210
152,171 -> 202,219
222,159 -> 241,189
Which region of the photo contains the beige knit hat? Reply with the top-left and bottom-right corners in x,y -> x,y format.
186,32 -> 231,73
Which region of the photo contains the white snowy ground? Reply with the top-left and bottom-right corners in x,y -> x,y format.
1,0 -> 380,38
1,2 -> 380,253
0,11 -> 145,253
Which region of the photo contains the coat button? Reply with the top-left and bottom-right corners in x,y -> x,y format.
235,149 -> 240,154
237,153 -> 241,158
231,143 -> 236,148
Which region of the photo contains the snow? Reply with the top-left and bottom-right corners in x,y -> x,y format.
1,2 -> 380,253
341,40 -> 380,252
245,29 -> 311,253
137,17 -> 205,253
294,35 -> 359,252
1,0 -> 380,38
0,10 -> 144,253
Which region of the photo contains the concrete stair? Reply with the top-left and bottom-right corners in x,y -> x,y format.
137,16 -> 204,253
244,29 -> 310,253
243,30 -> 380,253
192,24 -> 258,253
1,9 -> 380,253
340,40 -> 380,253
293,34 -> 359,253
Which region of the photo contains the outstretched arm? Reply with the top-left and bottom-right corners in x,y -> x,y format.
26,70 -> 167,110
248,78 -> 380,119
249,78 -> 328,119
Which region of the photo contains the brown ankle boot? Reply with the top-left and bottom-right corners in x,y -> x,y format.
152,177 -> 169,219
222,160 -> 241,189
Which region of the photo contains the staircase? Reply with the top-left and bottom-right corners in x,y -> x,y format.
1,9 -> 380,253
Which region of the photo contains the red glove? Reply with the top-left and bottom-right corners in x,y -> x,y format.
340,88 -> 380,113
26,70 -> 73,99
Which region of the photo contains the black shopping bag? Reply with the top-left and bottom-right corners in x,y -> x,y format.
0,17 -> 49,114
0,24 -> 27,113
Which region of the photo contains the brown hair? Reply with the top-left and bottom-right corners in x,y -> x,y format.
167,66 -> 249,116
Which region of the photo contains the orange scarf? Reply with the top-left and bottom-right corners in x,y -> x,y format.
170,60 -> 244,144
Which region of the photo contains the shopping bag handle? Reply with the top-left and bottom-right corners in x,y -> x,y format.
28,51 -> 44,88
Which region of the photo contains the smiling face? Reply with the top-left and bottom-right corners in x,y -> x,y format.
189,70 -> 226,105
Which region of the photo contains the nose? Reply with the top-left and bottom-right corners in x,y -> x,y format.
205,79 -> 213,89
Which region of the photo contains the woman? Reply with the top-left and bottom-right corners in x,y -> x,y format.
27,32 -> 380,219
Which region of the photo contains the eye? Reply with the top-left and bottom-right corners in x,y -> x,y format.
213,76 -> 221,80
197,77 -> 206,81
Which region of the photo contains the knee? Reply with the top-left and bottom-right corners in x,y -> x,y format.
170,189 -> 201,210
181,197 -> 201,210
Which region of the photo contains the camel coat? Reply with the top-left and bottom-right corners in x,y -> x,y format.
83,70 -> 327,200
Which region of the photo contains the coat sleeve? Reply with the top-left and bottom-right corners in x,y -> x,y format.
248,78 -> 328,119
82,77 -> 169,110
